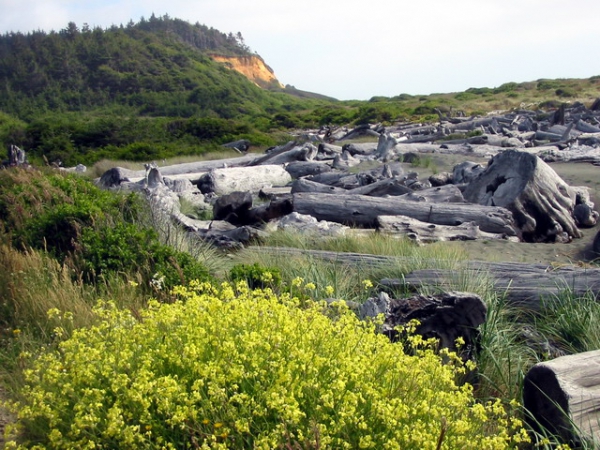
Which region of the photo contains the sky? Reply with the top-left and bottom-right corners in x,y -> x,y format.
1,0 -> 600,101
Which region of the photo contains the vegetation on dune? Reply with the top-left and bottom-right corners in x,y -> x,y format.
0,169 -> 596,448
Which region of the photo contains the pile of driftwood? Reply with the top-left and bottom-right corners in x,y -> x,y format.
97,103 -> 600,445
98,103 -> 600,247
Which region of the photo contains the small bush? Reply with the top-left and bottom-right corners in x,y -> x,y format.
6,282 -> 529,449
229,262 -> 282,290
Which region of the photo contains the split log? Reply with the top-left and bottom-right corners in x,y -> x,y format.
377,215 -> 515,242
524,350 -> 600,446
198,165 -> 292,195
463,150 -> 582,243
292,192 -> 517,235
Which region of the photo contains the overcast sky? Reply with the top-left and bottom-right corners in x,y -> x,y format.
1,0 -> 599,100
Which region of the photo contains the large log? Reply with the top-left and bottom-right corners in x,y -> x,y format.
384,262 -> 600,310
376,215 -> 514,242
198,165 -> 292,195
463,150 -> 582,243
292,192 -> 517,235
284,161 -> 332,179
524,350 -> 600,446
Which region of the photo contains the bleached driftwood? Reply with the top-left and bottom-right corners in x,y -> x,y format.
463,150 -> 584,243
198,165 -> 292,195
376,215 -> 515,242
524,350 -> 600,446
292,192 -> 516,234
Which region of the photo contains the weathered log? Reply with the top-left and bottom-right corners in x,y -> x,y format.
292,192 -> 517,235
254,143 -> 318,165
341,142 -> 377,156
222,139 -> 251,153
198,165 -> 292,195
377,215 -> 515,242
284,161 -> 332,179
384,262 -> 600,310
463,150 -> 582,243
397,184 -> 465,203
524,350 -> 600,446
291,179 -> 348,195
347,177 -> 412,197
452,161 -> 485,185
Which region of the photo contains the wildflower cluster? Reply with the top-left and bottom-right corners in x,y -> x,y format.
7,282 -> 527,449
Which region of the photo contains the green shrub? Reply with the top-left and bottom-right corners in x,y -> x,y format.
6,282 -> 529,449
80,222 -> 211,289
229,262 -> 282,289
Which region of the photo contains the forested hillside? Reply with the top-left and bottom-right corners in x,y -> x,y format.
0,14 -> 598,167
0,15 -> 327,166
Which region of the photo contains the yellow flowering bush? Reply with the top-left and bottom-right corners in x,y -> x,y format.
7,281 -> 528,449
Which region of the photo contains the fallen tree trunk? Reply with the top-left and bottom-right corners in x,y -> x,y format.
383,262 -> 600,310
292,192 -> 517,235
198,165 -> 292,195
376,215 -> 514,242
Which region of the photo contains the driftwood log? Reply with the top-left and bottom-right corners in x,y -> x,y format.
292,192 -> 517,235
463,150 -> 583,243
198,165 -> 292,195
376,215 -> 517,243
384,262 -> 600,310
524,350 -> 600,446
249,247 -> 600,309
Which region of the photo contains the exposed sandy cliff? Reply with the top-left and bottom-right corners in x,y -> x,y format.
210,54 -> 284,89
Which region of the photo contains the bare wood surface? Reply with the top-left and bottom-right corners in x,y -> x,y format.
292,192 -> 517,235
524,350 -> 600,445
463,150 -> 581,242
376,215 -> 514,242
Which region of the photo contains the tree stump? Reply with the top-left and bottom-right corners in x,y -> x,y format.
463,150 -> 582,242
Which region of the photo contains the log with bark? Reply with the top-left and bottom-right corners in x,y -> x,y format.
463,150 -> 584,243
292,192 -> 517,235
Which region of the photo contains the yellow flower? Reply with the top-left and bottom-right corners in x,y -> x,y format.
12,329 -> 21,336
361,279 -> 374,290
